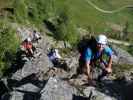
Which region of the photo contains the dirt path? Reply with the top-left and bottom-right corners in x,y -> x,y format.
85,0 -> 133,14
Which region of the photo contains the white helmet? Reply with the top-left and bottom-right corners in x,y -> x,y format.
96,34 -> 107,45
27,37 -> 31,42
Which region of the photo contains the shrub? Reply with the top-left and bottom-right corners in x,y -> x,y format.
0,21 -> 19,76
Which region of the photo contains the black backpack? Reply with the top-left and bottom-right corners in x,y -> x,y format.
77,36 -> 97,58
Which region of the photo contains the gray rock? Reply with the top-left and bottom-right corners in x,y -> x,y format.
83,86 -> 116,100
14,83 -> 40,93
10,91 -> 24,100
40,77 -> 76,100
111,45 -> 133,64
121,81 -> 133,100
5,27 -> 133,100
11,35 -> 53,80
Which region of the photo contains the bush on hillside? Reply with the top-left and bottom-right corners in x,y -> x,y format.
44,6 -> 80,45
0,21 -> 19,76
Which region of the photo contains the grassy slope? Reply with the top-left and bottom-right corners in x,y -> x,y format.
0,0 -> 133,50
66,0 -> 133,32
1,0 -> 133,37
88,0 -> 133,32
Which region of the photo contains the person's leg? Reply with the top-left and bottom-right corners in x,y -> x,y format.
78,58 -> 85,74
25,49 -> 34,60
85,64 -> 92,80
82,63 -> 97,86
52,58 -> 59,67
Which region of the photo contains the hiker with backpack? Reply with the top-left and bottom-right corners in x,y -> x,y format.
79,34 -> 113,82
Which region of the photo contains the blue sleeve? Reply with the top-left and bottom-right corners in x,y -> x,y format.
84,48 -> 92,62
104,46 -> 113,56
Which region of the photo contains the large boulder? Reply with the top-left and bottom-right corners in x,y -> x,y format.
83,86 -> 117,100
40,77 -> 77,100
122,81 -> 133,100
111,45 -> 133,64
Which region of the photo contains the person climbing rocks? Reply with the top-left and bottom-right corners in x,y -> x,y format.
20,37 -> 35,59
47,48 -> 69,71
32,30 -> 41,42
79,34 -> 113,82
47,48 -> 62,66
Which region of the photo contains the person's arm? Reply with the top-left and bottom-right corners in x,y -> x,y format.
29,48 -> 34,54
105,55 -> 112,73
104,46 -> 113,73
85,60 -> 91,80
28,42 -> 34,54
84,48 -> 92,80
103,46 -> 113,73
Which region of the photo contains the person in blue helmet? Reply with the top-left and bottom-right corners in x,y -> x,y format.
81,34 -> 113,81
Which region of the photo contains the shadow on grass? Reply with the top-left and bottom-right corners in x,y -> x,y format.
3,50 -> 26,77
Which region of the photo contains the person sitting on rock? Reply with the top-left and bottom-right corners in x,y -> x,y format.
20,37 -> 34,59
32,30 -> 41,42
79,34 -> 113,81
47,48 -> 62,66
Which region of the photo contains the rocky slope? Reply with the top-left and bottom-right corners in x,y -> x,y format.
0,27 -> 133,100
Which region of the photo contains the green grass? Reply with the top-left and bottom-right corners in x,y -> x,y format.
66,0 -> 133,42
0,20 -> 19,76
66,0 -> 133,32
1,0 -> 133,41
